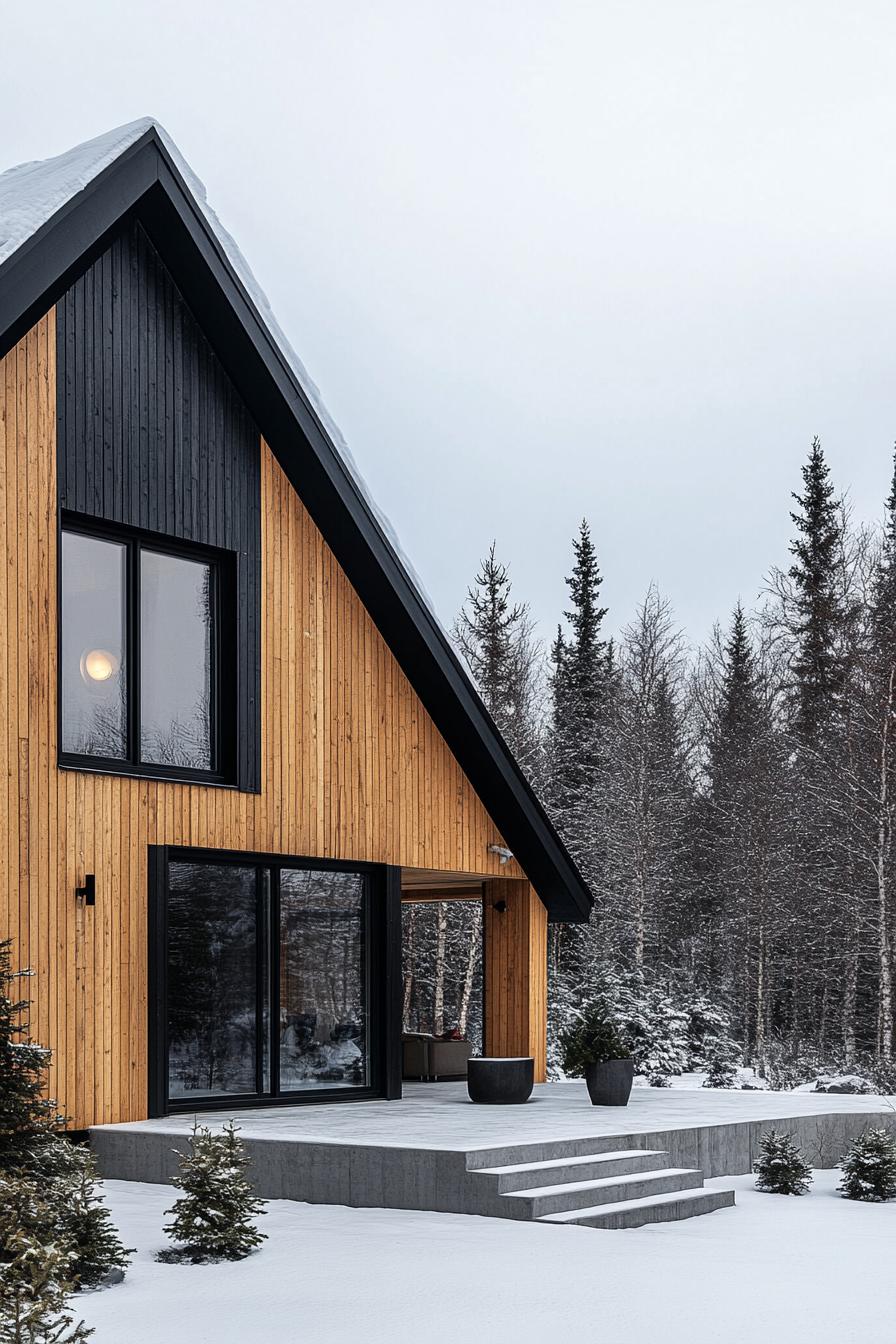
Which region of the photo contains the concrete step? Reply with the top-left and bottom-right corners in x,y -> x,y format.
539,1186 -> 736,1230
501,1167 -> 705,1219
475,1148 -> 671,1192
464,1134 -> 648,1172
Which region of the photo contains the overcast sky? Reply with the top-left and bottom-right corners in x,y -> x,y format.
3,3 -> 896,649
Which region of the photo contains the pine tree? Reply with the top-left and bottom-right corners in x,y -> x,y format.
753,1130 -> 813,1195
788,438 -> 847,740
551,520 -> 609,806
546,521 -> 612,1041
0,1171 -> 91,1344
0,939 -> 63,1164
0,938 -> 131,1292
453,541 -> 541,772
838,1127 -> 896,1202
160,1121 -> 266,1263
60,1149 -> 133,1289
557,519 -> 609,735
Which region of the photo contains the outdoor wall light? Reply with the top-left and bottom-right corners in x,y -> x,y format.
75,874 -> 96,907
80,648 -> 119,683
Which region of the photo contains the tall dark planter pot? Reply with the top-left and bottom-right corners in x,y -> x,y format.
584,1058 -> 635,1106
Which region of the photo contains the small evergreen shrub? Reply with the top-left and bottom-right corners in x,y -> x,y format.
0,1170 -> 92,1344
838,1128 -> 896,1202
753,1130 -> 813,1195
160,1121 -> 266,1263
0,937 -> 131,1297
0,941 -> 63,1164
61,1147 -> 134,1289
559,1003 -> 632,1076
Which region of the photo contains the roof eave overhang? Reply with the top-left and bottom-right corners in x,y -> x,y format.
0,128 -> 592,923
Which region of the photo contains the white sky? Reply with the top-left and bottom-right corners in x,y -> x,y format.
3,2 -> 896,648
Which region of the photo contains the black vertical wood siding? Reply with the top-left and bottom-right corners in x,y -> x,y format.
56,220 -> 261,792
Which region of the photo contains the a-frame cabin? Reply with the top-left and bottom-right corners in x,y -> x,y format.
0,120 -> 590,1129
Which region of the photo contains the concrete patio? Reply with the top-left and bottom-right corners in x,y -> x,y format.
89,1082 -> 896,1229
91,1079 -> 896,1150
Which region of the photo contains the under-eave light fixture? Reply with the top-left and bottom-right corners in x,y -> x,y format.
488,844 -> 513,865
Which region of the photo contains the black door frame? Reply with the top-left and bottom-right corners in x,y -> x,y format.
148,844 -> 402,1117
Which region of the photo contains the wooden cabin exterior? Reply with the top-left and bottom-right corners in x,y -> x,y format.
0,122 -> 590,1130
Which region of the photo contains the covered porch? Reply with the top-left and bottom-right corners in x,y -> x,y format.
399,866 -> 548,1085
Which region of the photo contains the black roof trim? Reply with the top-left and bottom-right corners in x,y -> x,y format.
0,127 -> 592,922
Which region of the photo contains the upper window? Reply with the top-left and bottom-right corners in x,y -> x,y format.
60,521 -> 231,780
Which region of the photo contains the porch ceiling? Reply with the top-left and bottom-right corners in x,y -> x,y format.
400,868 -> 485,901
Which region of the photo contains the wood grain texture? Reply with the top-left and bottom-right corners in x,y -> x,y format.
0,311 -> 541,1127
483,879 -> 548,1083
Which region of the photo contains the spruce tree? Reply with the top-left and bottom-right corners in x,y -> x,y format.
0,1171 -> 91,1344
547,521 -> 611,1038
453,542 -> 540,770
838,1127 -> 896,1202
787,438 -> 847,741
0,938 -> 131,1292
160,1121 -> 266,1263
753,1130 -> 813,1194
60,1150 -> 133,1289
0,939 -> 63,1164
552,519 -> 609,777
783,440 -> 856,1052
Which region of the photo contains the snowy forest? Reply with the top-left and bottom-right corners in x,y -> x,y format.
406,439 -> 896,1089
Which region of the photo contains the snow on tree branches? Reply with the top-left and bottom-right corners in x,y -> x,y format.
838,1127 -> 896,1202
754,1131 -> 813,1195
160,1121 -> 266,1263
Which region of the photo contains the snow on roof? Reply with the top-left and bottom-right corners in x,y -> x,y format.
0,118 -> 444,630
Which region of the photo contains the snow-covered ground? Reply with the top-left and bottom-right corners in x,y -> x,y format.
78,1171 -> 894,1344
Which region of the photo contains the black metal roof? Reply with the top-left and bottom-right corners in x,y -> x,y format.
0,124 -> 592,922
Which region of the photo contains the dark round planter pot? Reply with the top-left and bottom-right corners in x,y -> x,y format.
467,1056 -> 534,1105
584,1058 -> 635,1106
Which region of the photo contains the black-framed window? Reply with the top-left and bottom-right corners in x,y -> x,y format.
59,517 -> 235,783
148,848 -> 402,1114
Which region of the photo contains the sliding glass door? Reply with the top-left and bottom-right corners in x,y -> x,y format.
161,852 -> 377,1109
167,862 -> 266,1100
278,869 -> 368,1091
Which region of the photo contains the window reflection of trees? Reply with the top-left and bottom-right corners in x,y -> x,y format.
166,864 -> 370,1100
279,871 -> 366,1090
68,686 -> 128,760
140,558 -> 213,770
167,864 -> 259,1098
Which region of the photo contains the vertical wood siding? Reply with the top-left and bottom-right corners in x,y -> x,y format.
0,312 -> 532,1128
483,879 -> 548,1082
56,222 -> 261,790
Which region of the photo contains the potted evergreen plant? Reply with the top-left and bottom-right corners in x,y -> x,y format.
560,1003 -> 635,1106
